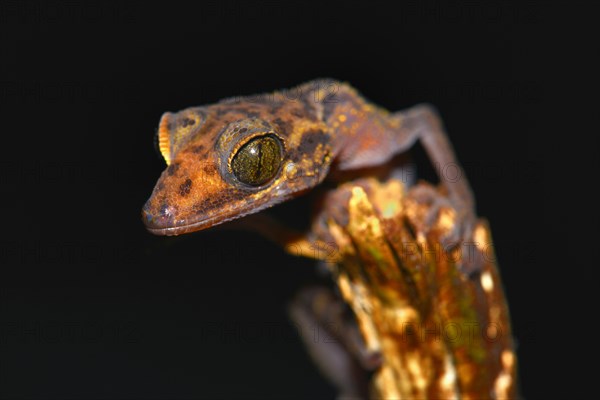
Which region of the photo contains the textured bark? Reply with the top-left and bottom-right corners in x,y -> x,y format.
303,178 -> 517,399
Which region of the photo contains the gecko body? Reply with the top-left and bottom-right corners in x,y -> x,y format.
143,79 -> 474,243
142,81 -> 518,398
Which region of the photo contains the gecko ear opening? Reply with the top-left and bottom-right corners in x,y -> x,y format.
156,109 -> 206,166
157,112 -> 173,165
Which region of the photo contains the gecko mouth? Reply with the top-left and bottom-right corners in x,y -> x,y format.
144,213 -> 242,236
142,196 -> 290,236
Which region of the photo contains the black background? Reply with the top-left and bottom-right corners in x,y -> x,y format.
0,1 -> 579,399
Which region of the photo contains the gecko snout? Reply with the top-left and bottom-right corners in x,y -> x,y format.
141,200 -> 178,235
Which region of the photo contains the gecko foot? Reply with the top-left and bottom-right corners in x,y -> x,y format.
288,286 -> 381,399
407,185 -> 482,276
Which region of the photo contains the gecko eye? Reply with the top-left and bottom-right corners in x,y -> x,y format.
231,135 -> 283,186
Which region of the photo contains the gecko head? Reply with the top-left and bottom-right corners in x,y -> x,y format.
142,100 -> 332,236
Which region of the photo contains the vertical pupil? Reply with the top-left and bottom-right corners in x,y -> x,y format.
253,141 -> 263,181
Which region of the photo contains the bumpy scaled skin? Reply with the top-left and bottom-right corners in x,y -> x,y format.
143,80 -> 475,247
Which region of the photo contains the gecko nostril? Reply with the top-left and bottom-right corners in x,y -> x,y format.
142,201 -> 178,229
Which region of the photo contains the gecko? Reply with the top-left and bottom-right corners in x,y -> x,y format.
141,80 -> 513,398
142,79 -> 475,265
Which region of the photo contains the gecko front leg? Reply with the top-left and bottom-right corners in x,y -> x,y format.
316,81 -> 478,274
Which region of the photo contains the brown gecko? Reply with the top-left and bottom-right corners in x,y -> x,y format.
142,80 -> 475,264
142,80 -> 516,398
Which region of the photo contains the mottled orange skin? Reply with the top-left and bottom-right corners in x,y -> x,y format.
143,79 -> 474,239
144,80 -> 336,235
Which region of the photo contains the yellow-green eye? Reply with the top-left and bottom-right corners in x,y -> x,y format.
231,135 -> 283,186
